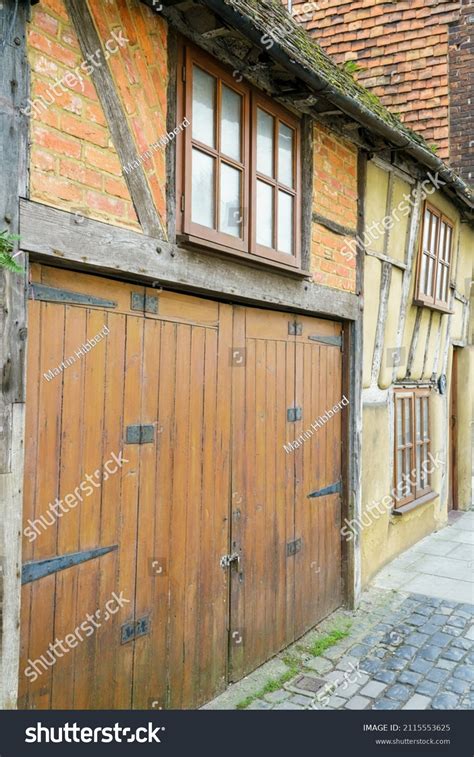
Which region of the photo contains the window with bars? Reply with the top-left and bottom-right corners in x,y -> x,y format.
416,204 -> 454,310
394,388 -> 432,508
178,46 -> 301,269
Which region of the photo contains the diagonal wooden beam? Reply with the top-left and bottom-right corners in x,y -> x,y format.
64,0 -> 165,239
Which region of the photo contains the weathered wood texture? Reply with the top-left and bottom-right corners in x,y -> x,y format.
64,0 -> 165,239
0,0 -> 29,709
230,309 -> 343,681
20,265 -> 345,708
19,200 -> 360,321
345,150 -> 367,609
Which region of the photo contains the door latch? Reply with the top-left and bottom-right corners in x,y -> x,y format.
220,552 -> 240,569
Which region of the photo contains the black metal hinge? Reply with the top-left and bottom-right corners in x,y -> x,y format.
288,321 -> 303,336
286,538 -> 302,557
121,615 -> 151,645
307,481 -> 342,499
125,424 -> 155,444
29,283 -> 117,309
287,407 -> 302,422
131,292 -> 158,314
22,545 -> 118,585
308,334 -> 343,350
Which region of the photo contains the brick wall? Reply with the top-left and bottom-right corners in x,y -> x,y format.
27,0 -> 167,230
449,0 -> 474,184
288,0 -> 462,163
311,124 -> 357,292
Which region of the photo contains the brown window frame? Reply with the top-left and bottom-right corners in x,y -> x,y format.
394,387 -> 432,509
415,203 -> 454,312
177,44 -> 301,270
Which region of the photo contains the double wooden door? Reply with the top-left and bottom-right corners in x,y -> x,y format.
19,265 -> 343,709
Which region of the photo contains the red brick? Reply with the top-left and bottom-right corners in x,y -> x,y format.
61,113 -> 109,147
32,125 -> 82,159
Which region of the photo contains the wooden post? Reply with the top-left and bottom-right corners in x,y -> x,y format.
343,150 -> 367,609
0,0 -> 29,709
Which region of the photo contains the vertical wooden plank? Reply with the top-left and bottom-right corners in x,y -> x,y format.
148,320 -> 176,710
253,338 -> 267,665
182,327 -> 206,707
50,306 -> 86,708
95,312 -> 126,710
132,318 -> 161,709
112,314 -> 144,710
229,306 -> 246,682
275,339 -> 289,652
284,338 -> 296,646
264,339 -> 277,654
24,303 -> 65,709
167,324 -> 191,708
198,305 -> 231,704
72,308 -> 107,710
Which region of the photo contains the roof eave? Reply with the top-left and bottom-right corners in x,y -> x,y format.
197,0 -> 474,219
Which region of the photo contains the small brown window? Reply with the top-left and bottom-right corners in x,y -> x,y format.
178,46 -> 301,268
394,388 -> 432,508
416,204 -> 453,310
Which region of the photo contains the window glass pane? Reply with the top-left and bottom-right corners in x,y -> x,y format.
404,447 -> 412,486
438,222 -> 446,263
396,450 -> 404,497
397,400 -> 403,447
416,443 -> 421,489
442,265 -> 449,302
192,149 -> 215,229
221,85 -> 241,162
192,66 -> 216,148
420,253 -> 428,294
277,191 -> 293,254
415,397 -> 421,441
278,123 -> 293,187
421,444 -> 429,489
257,108 -> 274,178
429,214 -> 438,253
426,256 -> 434,297
444,226 -> 452,262
436,261 -> 444,301
256,180 -> 274,247
423,397 -> 429,439
219,163 -> 241,238
404,399 -> 412,444
423,210 -> 431,250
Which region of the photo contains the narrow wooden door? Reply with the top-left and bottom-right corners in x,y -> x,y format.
294,316 -> 343,637
229,307 -> 343,681
229,307 -> 297,681
131,289 -> 233,710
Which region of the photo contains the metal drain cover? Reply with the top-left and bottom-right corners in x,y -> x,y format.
292,674 -> 326,693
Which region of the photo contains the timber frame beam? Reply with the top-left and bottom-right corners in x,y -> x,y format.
19,200 -> 361,322
0,0 -> 29,709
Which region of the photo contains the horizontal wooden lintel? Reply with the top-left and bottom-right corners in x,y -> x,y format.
19,200 -> 361,322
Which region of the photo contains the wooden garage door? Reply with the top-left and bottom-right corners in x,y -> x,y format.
19,265 -> 232,710
19,266 -> 344,709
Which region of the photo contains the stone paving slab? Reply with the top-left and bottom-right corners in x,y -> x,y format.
205,512 -> 474,711
205,587 -> 474,711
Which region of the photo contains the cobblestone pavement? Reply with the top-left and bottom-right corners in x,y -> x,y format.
204,586 -> 474,711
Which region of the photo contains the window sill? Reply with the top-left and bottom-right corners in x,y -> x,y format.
413,299 -> 454,315
392,490 -> 438,516
177,234 -> 311,279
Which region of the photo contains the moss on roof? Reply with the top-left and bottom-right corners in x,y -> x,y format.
223,0 -> 432,150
